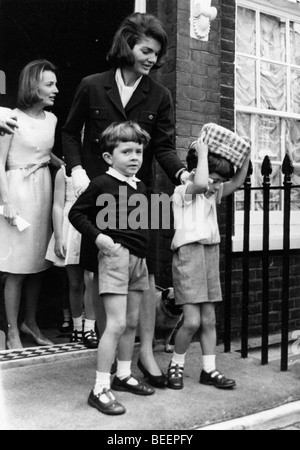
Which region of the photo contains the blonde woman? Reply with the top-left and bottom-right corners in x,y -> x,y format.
0,60 -> 59,349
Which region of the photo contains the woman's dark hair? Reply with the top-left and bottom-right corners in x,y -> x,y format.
187,142 -> 235,179
107,13 -> 168,69
17,59 -> 57,110
100,121 -> 151,155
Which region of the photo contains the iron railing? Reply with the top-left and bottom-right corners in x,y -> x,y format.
224,154 -> 300,371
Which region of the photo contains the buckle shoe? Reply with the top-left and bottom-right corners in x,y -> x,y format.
88,389 -> 126,415
167,364 -> 184,390
84,330 -> 98,349
112,375 -> 155,396
70,329 -> 83,343
200,369 -> 236,389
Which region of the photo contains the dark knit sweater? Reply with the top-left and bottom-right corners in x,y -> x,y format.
69,174 -> 149,259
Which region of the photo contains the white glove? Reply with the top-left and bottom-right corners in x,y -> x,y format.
72,168 -> 90,197
95,234 -> 121,254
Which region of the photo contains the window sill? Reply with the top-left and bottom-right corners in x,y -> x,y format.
232,234 -> 300,252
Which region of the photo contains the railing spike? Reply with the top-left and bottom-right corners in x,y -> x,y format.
261,155 -> 272,176
282,153 -> 294,176
247,159 -> 253,177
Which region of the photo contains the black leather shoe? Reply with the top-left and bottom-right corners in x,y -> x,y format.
88,389 -> 126,415
112,375 -> 155,396
167,364 -> 184,390
200,369 -> 236,389
83,330 -> 98,349
137,359 -> 168,388
70,329 -> 83,343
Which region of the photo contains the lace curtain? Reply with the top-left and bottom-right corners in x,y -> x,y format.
236,6 -> 300,210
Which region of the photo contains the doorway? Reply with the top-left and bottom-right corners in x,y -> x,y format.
0,0 -> 135,345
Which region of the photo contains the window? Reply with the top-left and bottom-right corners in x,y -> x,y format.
234,0 -> 300,251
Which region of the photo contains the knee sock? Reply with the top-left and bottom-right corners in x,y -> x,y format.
203,355 -> 216,373
116,360 -> 138,386
73,315 -> 83,332
171,351 -> 186,368
84,319 -> 95,333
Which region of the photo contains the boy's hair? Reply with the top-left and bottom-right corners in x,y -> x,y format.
187,142 -> 235,179
17,59 -> 57,110
100,121 -> 151,155
107,13 -> 168,69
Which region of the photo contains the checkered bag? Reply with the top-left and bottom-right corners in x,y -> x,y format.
200,123 -> 251,169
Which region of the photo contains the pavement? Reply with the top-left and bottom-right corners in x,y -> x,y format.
1,334 -> 300,431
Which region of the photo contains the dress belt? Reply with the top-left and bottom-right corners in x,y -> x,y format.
7,160 -> 50,177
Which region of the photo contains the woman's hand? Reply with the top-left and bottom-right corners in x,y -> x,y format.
72,167 -> 90,198
54,239 -> 66,259
180,170 -> 190,185
3,203 -> 18,227
0,108 -> 18,136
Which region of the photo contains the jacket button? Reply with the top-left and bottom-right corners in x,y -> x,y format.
95,138 -> 99,143
149,115 -> 154,120
95,110 -> 100,115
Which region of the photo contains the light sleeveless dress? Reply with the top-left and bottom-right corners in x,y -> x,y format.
46,166 -> 81,267
0,108 -> 56,274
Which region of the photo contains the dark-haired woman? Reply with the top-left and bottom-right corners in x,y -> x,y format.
0,60 -> 59,349
62,13 -> 189,388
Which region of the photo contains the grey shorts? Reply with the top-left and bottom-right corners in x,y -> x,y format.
172,243 -> 222,305
98,245 -> 149,295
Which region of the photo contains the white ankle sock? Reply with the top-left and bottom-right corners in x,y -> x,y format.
84,319 -> 95,333
94,371 -> 111,399
171,351 -> 186,368
203,355 -> 216,373
73,316 -> 83,332
63,308 -> 71,321
116,360 -> 138,386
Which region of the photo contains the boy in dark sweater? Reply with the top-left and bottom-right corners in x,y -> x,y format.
69,122 -> 154,416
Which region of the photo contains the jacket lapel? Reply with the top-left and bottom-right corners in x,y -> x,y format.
104,70 -> 150,117
125,76 -> 150,113
104,70 -> 127,119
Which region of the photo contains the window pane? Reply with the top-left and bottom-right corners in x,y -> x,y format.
290,21 -> 300,66
291,69 -> 300,114
236,57 -> 257,107
255,116 -> 281,161
235,113 -> 252,211
237,7 -> 256,55
236,112 -> 251,137
260,13 -> 286,62
261,62 -> 287,111
285,119 -> 300,210
253,116 -> 282,211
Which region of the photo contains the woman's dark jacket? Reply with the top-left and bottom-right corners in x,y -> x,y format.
62,69 -> 185,190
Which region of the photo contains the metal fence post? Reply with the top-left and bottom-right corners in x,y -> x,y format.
261,155 -> 272,365
224,195 -> 234,353
281,154 -> 293,371
241,160 -> 253,358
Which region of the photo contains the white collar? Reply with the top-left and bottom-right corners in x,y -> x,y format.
115,68 -> 143,108
107,167 -> 140,189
